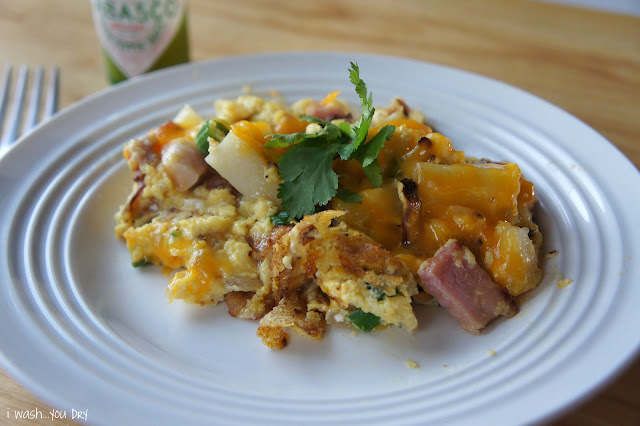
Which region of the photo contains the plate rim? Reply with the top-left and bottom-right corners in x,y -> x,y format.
1,51 -> 639,425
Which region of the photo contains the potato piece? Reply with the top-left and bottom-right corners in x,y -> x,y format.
412,162 -> 521,223
205,131 -> 280,203
487,221 -> 542,296
173,104 -> 203,130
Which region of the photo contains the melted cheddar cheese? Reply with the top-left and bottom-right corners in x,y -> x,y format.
115,90 -> 543,350
334,123 -> 541,296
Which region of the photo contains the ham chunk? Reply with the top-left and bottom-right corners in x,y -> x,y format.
161,139 -> 209,192
305,102 -> 351,121
418,239 -> 518,334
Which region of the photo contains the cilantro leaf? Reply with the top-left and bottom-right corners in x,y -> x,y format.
339,63 -> 390,162
349,62 -> 375,150
299,115 -> 331,127
132,258 -> 149,268
353,124 -> 395,168
347,308 -> 381,332
335,187 -> 362,203
266,117 -> 348,149
366,283 -> 386,301
319,122 -> 348,141
270,211 -> 294,226
277,142 -> 341,218
265,132 -> 320,148
338,121 -> 351,134
362,160 -> 383,188
337,141 -> 357,160
350,124 -> 395,187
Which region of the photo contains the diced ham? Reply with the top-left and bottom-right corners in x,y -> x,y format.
305,102 -> 351,121
161,139 -> 209,192
418,239 -> 518,334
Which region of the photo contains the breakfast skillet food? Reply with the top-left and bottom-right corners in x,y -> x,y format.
115,63 -> 543,349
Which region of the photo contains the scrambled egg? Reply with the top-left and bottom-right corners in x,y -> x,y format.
115,90 -> 543,349
270,210 -> 418,331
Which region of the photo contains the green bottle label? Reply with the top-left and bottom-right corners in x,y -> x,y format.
91,0 -> 190,84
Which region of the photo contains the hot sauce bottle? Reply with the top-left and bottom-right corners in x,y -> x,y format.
90,0 -> 190,84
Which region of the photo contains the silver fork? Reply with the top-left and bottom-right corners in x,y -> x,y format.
0,65 -> 59,152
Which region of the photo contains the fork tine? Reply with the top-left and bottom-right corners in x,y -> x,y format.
2,65 -> 28,145
24,66 -> 44,132
0,65 -> 13,134
43,65 -> 59,119
0,65 -> 60,151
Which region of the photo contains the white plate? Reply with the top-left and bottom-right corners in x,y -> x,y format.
1,53 -> 639,425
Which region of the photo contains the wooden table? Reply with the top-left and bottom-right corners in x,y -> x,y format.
1,0 -> 638,424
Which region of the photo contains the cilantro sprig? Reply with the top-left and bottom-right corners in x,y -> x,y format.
266,62 -> 395,219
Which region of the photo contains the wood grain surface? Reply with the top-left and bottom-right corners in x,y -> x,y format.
0,0 -> 639,424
